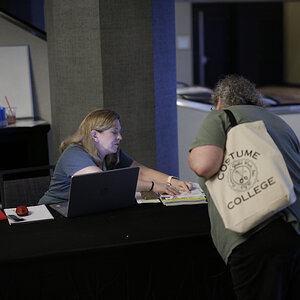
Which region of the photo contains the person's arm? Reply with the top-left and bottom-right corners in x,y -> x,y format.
131,161 -> 192,196
63,146 -> 103,177
73,165 -> 102,176
188,145 -> 224,179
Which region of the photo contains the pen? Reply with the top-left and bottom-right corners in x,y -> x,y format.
158,196 -> 164,205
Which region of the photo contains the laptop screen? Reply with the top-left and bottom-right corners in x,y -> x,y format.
51,166 -> 139,217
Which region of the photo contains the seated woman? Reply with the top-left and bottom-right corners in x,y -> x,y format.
39,109 -> 191,204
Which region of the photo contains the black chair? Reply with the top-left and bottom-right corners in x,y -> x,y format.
0,165 -> 54,209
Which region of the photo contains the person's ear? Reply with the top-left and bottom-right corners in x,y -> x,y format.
215,97 -> 223,110
91,130 -> 98,142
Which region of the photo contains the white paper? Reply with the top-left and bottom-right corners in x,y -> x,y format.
161,183 -> 207,206
176,35 -> 190,50
0,45 -> 34,118
4,205 -> 54,225
136,183 -> 207,206
161,182 -> 206,200
135,192 -> 160,204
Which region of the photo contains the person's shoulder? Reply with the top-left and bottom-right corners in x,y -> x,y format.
230,105 -> 282,124
60,145 -> 90,161
64,144 -> 86,154
202,109 -> 229,126
230,104 -> 265,114
59,144 -> 95,167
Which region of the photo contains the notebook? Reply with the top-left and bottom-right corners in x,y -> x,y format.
50,166 -> 139,217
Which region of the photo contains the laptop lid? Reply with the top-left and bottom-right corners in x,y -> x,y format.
52,166 -> 139,218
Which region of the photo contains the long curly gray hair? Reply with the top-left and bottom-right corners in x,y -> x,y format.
211,75 -> 263,108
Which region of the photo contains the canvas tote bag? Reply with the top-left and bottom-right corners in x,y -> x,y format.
206,110 -> 296,234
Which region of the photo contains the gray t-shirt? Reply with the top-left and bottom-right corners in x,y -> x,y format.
39,145 -> 133,205
190,105 -> 300,263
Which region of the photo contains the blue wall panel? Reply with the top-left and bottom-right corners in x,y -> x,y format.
152,0 -> 179,176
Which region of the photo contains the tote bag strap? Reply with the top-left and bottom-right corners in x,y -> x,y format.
224,109 -> 238,127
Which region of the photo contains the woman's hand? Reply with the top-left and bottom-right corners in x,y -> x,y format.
132,161 -> 192,196
169,178 -> 192,193
152,182 -> 181,196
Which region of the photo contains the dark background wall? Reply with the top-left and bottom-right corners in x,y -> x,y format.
192,2 -> 283,88
0,0 -> 45,31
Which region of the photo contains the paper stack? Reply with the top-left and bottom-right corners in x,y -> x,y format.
136,182 -> 207,206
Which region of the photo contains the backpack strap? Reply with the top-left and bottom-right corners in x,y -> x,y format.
224,109 -> 237,127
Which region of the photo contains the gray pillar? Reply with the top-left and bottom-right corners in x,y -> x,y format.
45,0 -> 178,175
45,0 -> 104,161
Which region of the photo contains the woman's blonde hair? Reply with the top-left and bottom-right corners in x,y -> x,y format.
60,109 -> 120,167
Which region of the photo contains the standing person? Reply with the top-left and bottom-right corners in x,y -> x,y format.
39,109 -> 191,205
188,75 -> 300,299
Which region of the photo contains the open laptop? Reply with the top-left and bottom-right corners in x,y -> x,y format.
50,166 -> 139,217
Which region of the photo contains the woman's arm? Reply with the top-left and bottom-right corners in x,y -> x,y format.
73,166 -> 103,176
188,145 -> 224,179
131,161 -> 192,195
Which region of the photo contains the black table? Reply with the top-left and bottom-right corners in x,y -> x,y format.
0,203 -> 235,300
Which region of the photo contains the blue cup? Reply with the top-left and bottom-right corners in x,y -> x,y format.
0,107 -> 7,127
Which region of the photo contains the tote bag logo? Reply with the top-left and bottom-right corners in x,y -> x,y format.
229,158 -> 258,191
217,150 -> 259,192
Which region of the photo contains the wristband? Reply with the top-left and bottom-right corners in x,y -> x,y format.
149,181 -> 154,191
167,176 -> 177,185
